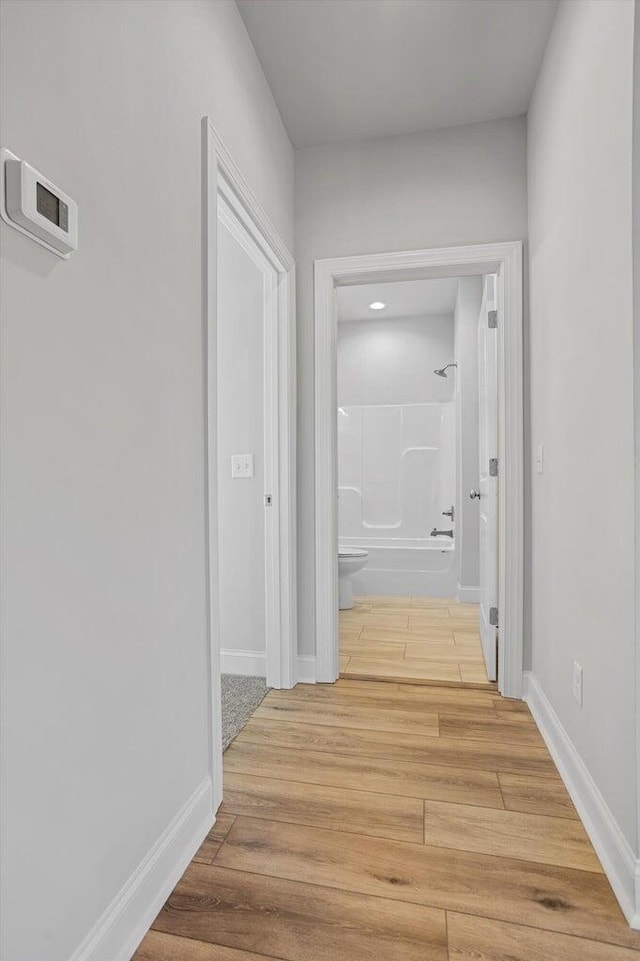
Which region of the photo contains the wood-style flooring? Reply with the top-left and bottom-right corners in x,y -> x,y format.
340,594 -> 494,688
134,679 -> 640,960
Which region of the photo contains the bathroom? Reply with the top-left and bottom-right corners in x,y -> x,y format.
337,275 -> 496,687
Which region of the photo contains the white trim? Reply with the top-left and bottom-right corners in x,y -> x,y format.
69,778 -> 213,961
220,649 -> 267,677
524,672 -> 640,928
296,655 -> 317,684
457,584 -> 480,603
203,117 -> 297,817
314,242 -> 524,695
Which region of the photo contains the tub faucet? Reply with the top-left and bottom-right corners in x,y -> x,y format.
431,528 -> 454,538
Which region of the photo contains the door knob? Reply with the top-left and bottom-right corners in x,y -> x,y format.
469,489 -> 481,500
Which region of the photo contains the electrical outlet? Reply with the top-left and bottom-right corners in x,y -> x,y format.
573,661 -> 583,706
231,454 -> 254,479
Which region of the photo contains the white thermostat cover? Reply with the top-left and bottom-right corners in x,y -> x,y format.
1,148 -> 78,258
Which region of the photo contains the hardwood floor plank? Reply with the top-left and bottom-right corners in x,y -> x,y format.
440,714 -> 546,747
193,838 -> 221,865
459,662 -> 492,684
193,812 -> 238,864
366,595 -> 452,609
224,740 -> 505,809
423,799 -> 601,872
368,606 -> 454,618
267,687 -> 501,717
210,812 -> 237,842
220,771 -> 424,842
453,631 -> 482,645
341,612 -> 410,629
236,718 -> 560,777
153,863 -> 448,961
405,613 -> 454,627
253,699 -> 439,737
447,912 -> 640,960
358,626 -> 456,644
134,930 -> 276,960
333,677 -> 403,691
498,773 -> 579,819
404,643 -> 486,663
408,633 -> 479,648
344,656 -> 462,683
493,696 -> 532,713
215,817 -> 640,950
340,640 -> 408,658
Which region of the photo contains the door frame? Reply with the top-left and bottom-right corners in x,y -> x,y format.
203,118 -> 297,808
314,241 -> 523,697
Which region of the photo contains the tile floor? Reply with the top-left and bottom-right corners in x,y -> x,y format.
340,595 -> 494,688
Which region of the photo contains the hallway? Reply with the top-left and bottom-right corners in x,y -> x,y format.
340,596 -> 494,688
134,680 -> 640,960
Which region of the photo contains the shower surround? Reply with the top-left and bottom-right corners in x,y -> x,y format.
338,401 -> 457,596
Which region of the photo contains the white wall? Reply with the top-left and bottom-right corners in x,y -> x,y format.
0,1 -> 293,958
528,0 -> 636,858
454,277 -> 483,593
338,315 -> 454,407
217,220 -> 266,664
296,116 -> 528,654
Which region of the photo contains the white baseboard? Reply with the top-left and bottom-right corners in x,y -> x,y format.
523,672 -> 640,928
220,650 -> 317,685
220,649 -> 266,677
70,777 -> 214,961
297,655 -> 317,684
457,584 -> 480,603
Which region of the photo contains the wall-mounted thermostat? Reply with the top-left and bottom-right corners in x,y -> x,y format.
1,148 -> 78,258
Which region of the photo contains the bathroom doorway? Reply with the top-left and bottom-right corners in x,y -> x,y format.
335,274 -> 495,687
314,242 -> 523,697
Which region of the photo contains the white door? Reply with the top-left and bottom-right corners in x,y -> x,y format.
217,198 -> 281,687
477,274 -> 499,680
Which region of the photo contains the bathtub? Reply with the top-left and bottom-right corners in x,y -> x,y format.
340,536 -> 458,598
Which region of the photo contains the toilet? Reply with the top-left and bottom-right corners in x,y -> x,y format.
338,548 -> 369,610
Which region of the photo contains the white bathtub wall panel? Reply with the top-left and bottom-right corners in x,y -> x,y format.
338,402 -> 456,543
337,407 -> 362,488
338,401 -> 458,596
362,407 -> 403,528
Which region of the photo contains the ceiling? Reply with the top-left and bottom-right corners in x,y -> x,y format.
337,277 -> 459,323
237,0 -> 558,149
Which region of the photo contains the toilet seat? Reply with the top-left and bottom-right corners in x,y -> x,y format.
339,548 -> 368,558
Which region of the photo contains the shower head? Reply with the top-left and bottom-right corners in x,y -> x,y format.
434,363 -> 457,378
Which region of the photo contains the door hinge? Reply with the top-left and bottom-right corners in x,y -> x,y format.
489,606 -> 499,627
488,309 -> 498,328
264,494 -> 273,506
489,457 -> 498,477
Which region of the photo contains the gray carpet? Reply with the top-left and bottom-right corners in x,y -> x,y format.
221,674 -> 270,750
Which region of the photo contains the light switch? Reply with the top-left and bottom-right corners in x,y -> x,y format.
231,454 -> 254,479
535,444 -> 544,475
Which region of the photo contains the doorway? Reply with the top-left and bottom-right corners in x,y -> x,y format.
314,242 -> 523,697
335,273 -> 497,688
203,119 -> 296,810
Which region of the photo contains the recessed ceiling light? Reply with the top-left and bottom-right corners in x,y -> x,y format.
369,301 -> 386,310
